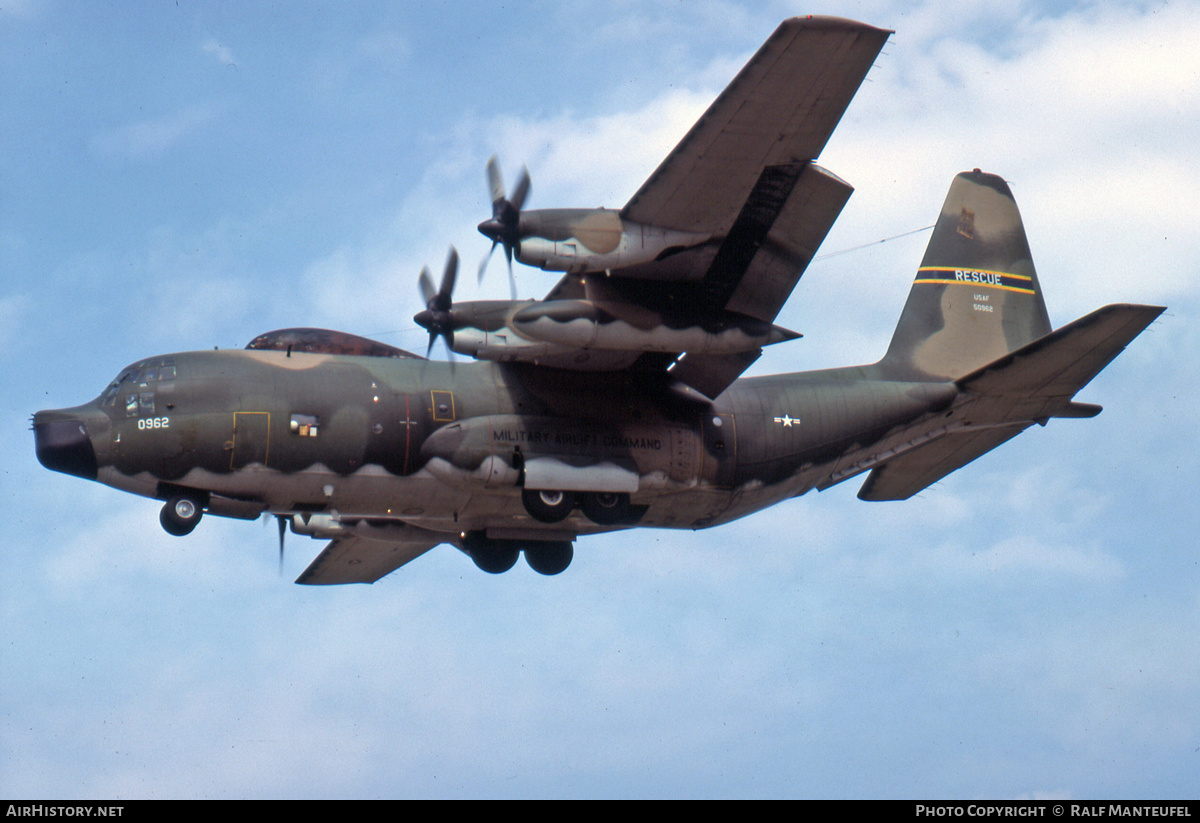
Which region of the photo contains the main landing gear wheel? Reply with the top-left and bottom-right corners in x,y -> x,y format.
521,488 -> 575,523
524,541 -> 573,576
580,491 -> 632,525
160,494 -> 203,536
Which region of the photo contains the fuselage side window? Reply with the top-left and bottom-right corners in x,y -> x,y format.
290,413 -> 320,437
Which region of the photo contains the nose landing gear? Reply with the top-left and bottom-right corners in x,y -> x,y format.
160,493 -> 203,536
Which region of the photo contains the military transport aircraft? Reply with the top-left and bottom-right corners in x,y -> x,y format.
33,17 -> 1163,584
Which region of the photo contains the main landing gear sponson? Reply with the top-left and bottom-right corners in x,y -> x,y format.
521,488 -> 643,526
160,493 -> 203,536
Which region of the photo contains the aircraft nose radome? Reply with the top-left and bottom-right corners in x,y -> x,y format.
33,413 -> 98,480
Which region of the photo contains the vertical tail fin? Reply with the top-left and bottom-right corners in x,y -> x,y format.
879,169 -> 1052,381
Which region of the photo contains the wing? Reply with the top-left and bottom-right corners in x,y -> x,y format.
457,18 -> 890,398
585,18 -> 888,396
617,16 -> 889,309
622,16 -> 890,235
295,533 -> 444,585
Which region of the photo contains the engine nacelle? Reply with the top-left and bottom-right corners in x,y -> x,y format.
514,209 -> 712,274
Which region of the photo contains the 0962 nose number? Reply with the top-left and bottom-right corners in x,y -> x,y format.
137,417 -> 170,430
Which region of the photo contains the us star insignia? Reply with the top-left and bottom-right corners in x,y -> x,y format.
773,414 -> 799,427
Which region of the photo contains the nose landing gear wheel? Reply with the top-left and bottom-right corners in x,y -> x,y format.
160,494 -> 203,536
521,488 -> 575,523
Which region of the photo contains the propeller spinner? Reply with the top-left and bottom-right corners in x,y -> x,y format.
414,247 -> 460,359
477,156 -> 529,298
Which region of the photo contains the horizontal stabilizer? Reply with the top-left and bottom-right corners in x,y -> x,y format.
856,426 -> 1025,501
955,303 -> 1164,400
856,303 -> 1163,501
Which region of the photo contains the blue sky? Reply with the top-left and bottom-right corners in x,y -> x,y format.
3,0 -> 1199,799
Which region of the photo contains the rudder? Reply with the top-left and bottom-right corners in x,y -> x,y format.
879,169 -> 1052,380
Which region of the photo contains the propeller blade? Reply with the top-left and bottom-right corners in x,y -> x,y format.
477,157 -> 529,295
438,247 -> 458,309
418,265 -> 436,306
487,155 -> 505,204
414,246 -> 460,361
277,515 -> 286,575
510,166 -> 530,211
477,240 -> 498,284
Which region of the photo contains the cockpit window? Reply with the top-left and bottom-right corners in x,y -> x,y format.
102,358 -> 176,408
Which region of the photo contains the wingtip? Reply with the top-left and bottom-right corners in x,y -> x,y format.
781,15 -> 894,36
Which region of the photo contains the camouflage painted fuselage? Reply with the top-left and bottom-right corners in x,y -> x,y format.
34,345 -> 955,540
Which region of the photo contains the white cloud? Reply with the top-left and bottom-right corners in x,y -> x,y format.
90,103 -> 223,161
202,38 -> 237,69
356,29 -> 410,65
807,2 -> 1200,330
289,86 -> 713,339
486,88 -> 714,208
0,0 -> 45,19
0,293 -> 31,352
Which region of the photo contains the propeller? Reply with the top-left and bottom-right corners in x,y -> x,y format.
276,514 -> 287,575
264,513 -> 288,576
413,246 -> 460,360
477,156 -> 530,299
